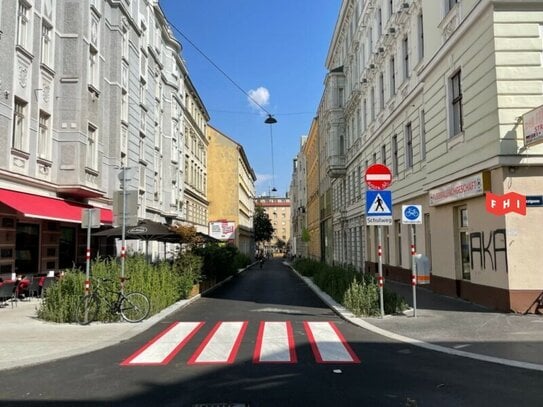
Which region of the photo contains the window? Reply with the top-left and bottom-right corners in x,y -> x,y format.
17,1 -> 31,50
396,220 -> 402,266
121,25 -> 129,60
420,109 -> 426,161
392,135 -> 398,175
121,91 -> 128,122
12,98 -> 28,151
88,48 -> 99,88
457,206 -> 470,280
139,165 -> 146,190
363,99 -> 367,131
405,122 -> 413,169
139,133 -> 145,162
120,124 -> 128,156
450,70 -> 463,137
38,111 -> 51,159
446,0 -> 459,13
390,56 -> 396,97
402,36 -> 409,80
381,145 -> 386,165
140,106 -> 146,133
379,73 -> 385,110
338,87 -> 344,108
389,0 -> 394,19
377,8 -> 382,36
370,87 -> 375,121
86,124 -> 98,170
418,13 -> 424,61
41,22 -> 53,66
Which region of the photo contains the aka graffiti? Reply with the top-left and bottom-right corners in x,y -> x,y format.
470,229 -> 507,272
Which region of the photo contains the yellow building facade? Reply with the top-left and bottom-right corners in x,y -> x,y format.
207,126 -> 256,257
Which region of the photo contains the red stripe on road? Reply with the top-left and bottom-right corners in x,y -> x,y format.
120,321 -> 204,366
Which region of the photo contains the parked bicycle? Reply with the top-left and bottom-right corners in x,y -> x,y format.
75,277 -> 150,325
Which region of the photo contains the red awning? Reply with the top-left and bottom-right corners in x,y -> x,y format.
0,188 -> 112,224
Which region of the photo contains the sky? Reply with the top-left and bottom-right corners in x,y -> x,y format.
159,0 -> 342,198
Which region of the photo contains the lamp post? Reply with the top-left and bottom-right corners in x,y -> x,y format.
264,114 -> 277,195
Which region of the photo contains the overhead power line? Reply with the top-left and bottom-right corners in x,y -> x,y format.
165,18 -> 272,117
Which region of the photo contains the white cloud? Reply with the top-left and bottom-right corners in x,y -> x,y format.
247,87 -> 270,111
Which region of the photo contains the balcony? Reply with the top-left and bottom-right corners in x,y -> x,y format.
326,154 -> 346,178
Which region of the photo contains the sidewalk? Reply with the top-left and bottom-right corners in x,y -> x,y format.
299,274 -> 543,372
1,268 -> 542,372
0,296 -> 197,371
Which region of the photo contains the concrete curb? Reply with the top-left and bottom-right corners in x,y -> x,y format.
284,262 -> 543,372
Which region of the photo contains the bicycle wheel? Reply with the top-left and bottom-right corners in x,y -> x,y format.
75,294 -> 99,325
120,292 -> 150,323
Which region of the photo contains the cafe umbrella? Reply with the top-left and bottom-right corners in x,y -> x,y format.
93,219 -> 181,260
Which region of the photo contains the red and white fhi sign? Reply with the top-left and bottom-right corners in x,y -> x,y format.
365,164 -> 392,190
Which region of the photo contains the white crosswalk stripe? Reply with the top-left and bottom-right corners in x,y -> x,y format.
188,321 -> 248,364
121,321 -> 204,365
304,321 -> 360,363
253,321 -> 296,363
121,321 -> 359,366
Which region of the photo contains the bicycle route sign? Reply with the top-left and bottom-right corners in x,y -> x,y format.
402,205 -> 422,224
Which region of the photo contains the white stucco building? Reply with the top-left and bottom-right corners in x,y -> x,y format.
316,0 -> 543,312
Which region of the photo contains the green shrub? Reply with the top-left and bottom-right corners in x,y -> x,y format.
194,244 -> 240,283
37,254 -> 200,323
172,252 -> 203,299
343,277 -> 380,317
292,258 -> 408,317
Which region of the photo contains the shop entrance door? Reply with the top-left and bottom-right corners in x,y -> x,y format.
455,206 -> 470,297
15,223 -> 40,275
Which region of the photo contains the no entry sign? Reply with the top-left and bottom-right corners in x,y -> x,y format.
365,164 -> 392,190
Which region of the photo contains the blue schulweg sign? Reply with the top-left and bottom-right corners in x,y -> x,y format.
366,190 -> 392,225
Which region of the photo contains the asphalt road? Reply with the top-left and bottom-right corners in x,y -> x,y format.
1,259 -> 542,406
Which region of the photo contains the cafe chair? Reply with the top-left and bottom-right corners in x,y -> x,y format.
0,282 -> 17,308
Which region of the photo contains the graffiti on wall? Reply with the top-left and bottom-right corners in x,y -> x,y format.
469,229 -> 508,272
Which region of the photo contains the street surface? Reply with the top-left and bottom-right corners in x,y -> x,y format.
1,259 -> 542,406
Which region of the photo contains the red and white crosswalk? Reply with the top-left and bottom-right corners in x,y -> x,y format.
121,321 -> 360,366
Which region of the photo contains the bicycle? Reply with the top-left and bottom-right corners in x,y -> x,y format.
75,277 -> 150,325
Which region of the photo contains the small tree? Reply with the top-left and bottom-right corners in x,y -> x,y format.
254,206 -> 274,244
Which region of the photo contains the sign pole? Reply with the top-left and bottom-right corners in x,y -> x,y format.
121,168 -> 127,288
84,209 -> 92,298
378,225 -> 384,318
411,224 -> 417,317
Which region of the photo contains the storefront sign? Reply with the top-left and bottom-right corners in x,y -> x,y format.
209,221 -> 236,240
526,195 -> 543,207
486,192 -> 526,216
429,173 -> 488,206
523,104 -> 543,147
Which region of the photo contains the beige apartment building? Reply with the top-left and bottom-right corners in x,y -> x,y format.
313,0 -> 543,312
290,137 -> 307,258
255,196 -> 291,255
207,125 -> 256,257
304,118 -> 321,261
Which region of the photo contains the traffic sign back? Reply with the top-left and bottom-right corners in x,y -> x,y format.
365,164 -> 392,190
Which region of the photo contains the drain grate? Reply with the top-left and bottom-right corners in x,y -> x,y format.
192,404 -> 249,407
